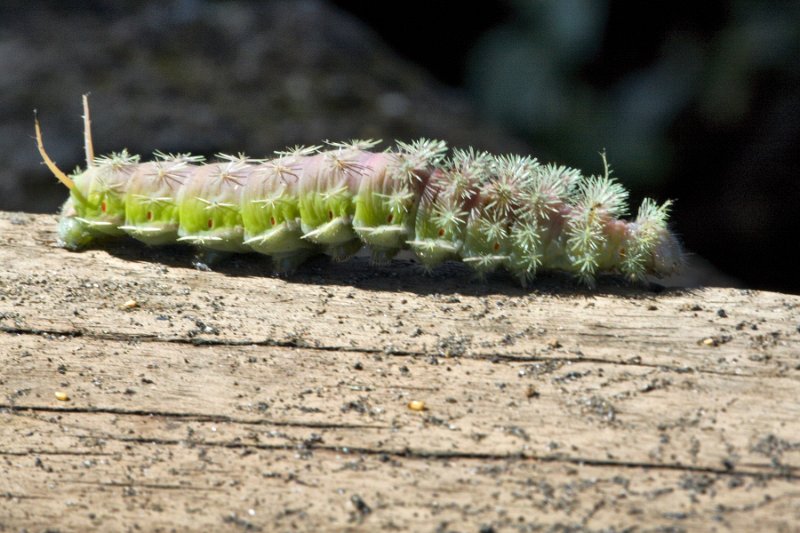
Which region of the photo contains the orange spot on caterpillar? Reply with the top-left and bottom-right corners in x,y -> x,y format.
386,214 -> 393,223
146,211 -> 153,221
328,210 -> 334,221
270,216 -> 276,226
493,242 -> 501,252
207,218 -> 214,229
100,201 -> 107,213
438,228 -> 445,237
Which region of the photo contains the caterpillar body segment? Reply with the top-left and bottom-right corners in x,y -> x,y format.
38,98 -> 683,285
120,154 -> 190,246
240,155 -> 314,265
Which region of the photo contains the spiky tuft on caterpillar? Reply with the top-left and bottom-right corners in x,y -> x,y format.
36,96 -> 683,287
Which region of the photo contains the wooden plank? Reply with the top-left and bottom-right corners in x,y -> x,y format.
1,211 -> 799,531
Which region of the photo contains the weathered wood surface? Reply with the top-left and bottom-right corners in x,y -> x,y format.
1,211 -> 799,532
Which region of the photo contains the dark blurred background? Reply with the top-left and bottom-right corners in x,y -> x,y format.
2,0 -> 798,293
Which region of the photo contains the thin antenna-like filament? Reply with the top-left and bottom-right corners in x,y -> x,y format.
34,111 -> 76,191
83,93 -> 95,167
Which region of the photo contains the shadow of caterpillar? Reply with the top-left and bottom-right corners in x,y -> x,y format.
36,96 -> 683,287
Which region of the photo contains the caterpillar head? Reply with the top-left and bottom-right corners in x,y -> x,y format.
56,198 -> 94,249
650,228 -> 684,278
36,96 -> 134,242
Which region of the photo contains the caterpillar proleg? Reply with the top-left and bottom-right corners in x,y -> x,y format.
36,96 -> 683,287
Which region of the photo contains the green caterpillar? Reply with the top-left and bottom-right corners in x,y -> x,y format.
36,96 -> 682,286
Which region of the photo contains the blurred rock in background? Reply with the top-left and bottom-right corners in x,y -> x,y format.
3,0 -> 797,292
0,0 -> 524,213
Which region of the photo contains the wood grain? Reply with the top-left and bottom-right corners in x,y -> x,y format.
2,211 -> 799,532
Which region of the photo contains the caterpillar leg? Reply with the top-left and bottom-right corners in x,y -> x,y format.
301,216 -> 357,245
323,238 -> 363,262
192,250 -> 235,271
117,224 -> 179,246
271,250 -> 316,274
354,224 -> 409,264
244,221 -> 314,256
407,239 -> 461,269
300,216 -> 362,261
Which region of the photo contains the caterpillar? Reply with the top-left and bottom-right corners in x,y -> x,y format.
35,96 -> 682,287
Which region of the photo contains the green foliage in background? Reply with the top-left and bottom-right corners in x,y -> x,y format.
467,0 -> 799,190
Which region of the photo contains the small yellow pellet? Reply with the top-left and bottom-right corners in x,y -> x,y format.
122,299 -> 138,309
54,391 -> 69,401
407,400 -> 426,412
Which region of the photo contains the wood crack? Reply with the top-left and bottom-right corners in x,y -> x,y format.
0,324 -> 766,377
77,433 -> 800,481
1,404 -> 387,430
